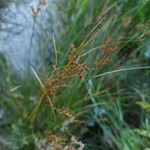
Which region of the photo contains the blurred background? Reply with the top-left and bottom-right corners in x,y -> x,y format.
0,0 -> 150,149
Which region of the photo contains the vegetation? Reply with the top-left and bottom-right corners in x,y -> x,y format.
0,0 -> 150,149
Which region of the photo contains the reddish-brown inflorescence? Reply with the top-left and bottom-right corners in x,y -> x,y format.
96,39 -> 117,68
30,0 -> 47,19
43,45 -> 90,97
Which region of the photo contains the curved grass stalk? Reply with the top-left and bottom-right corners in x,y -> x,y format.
26,96 -> 43,123
77,1 -> 119,52
72,88 -> 109,107
31,66 -> 44,88
50,33 -> 58,80
52,32 -> 58,67
78,17 -> 105,51
28,19 -> 36,74
80,45 -> 102,57
26,67 -> 56,123
75,102 -> 107,118
92,66 -> 150,79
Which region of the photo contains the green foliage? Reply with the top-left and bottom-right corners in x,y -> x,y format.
134,129 -> 150,138
137,101 -> 150,112
0,0 -> 150,149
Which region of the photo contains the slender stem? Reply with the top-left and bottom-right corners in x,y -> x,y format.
92,66 -> 150,79
28,19 -> 36,75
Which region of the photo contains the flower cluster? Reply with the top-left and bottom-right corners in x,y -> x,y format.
30,0 -> 47,19
96,40 -> 117,68
43,45 -> 90,97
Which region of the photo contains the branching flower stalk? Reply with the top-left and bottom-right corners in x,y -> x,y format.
43,44 -> 90,97
30,0 -> 47,19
